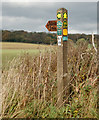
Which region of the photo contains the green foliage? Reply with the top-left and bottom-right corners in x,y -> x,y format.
2,30 -> 57,45
2,30 -> 98,44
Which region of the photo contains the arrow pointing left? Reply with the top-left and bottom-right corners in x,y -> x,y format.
45,20 -> 57,31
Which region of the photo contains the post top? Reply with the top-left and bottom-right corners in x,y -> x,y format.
57,8 -> 67,12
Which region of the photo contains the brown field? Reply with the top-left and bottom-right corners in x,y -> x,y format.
1,42 -> 54,49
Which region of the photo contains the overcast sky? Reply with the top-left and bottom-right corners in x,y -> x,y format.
1,2 -> 97,34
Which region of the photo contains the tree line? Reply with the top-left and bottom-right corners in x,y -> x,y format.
2,30 -> 98,44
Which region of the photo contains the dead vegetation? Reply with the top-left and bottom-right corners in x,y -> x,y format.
2,40 -> 98,118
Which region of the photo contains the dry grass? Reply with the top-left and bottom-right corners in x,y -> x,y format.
1,40 -> 98,118
1,42 -> 53,49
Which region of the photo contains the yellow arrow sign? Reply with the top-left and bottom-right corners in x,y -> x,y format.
57,13 -> 61,19
64,13 -> 67,19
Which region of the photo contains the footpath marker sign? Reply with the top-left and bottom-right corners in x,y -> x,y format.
45,8 -> 69,107
45,20 -> 57,31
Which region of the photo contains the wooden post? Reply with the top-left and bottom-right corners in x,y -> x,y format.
57,8 -> 69,107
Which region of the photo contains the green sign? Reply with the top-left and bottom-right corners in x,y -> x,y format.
63,36 -> 68,41
57,29 -> 62,35
57,21 -> 62,29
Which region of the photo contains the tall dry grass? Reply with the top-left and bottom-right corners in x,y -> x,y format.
2,40 -> 98,118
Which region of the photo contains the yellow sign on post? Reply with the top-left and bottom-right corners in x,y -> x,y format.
63,29 -> 68,35
57,8 -> 68,44
57,12 -> 61,19
63,12 -> 67,19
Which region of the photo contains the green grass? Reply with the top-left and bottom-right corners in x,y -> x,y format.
1,42 -> 54,68
2,49 -> 43,69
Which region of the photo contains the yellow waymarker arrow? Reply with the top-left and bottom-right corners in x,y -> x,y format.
64,13 -> 67,19
57,13 -> 61,18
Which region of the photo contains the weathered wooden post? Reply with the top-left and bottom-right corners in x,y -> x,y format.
45,8 -> 69,107
57,8 -> 69,107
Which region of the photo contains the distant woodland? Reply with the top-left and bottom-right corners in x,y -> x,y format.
2,30 -> 98,44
